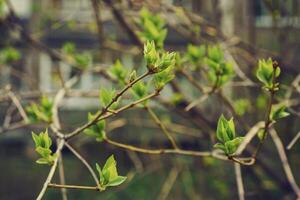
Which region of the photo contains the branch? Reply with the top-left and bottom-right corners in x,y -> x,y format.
64,142 -> 102,190
287,131 -> 300,150
156,166 -> 180,200
234,163 -> 245,200
48,183 -> 98,191
145,105 -> 179,149
270,129 -> 300,198
36,139 -> 65,200
65,71 -> 152,139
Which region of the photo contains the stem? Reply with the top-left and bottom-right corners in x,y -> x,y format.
234,163 -> 245,200
48,183 -> 99,191
36,140 -> 65,200
64,142 -> 102,190
65,71 -> 151,139
145,105 -> 179,149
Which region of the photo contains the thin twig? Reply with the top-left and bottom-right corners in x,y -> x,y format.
145,105 -> 179,149
7,90 -> 29,123
64,142 -> 102,190
57,150 -> 68,200
65,71 -> 153,139
287,131 -> 300,150
156,166 -> 180,200
48,183 -> 98,191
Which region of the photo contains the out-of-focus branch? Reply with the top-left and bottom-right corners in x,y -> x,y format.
234,163 -> 245,200
270,129 -> 300,198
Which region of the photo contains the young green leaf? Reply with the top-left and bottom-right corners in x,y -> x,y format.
216,115 -> 235,143
131,81 -> 147,99
26,95 -> 53,123
224,137 -> 244,155
185,44 -> 206,65
84,112 -> 106,142
270,104 -> 289,122
31,129 -> 57,165
99,88 -> 119,109
256,58 -> 279,90
96,155 -> 127,190
108,60 -> 128,85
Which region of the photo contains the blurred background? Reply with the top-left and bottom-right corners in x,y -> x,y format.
0,0 -> 300,199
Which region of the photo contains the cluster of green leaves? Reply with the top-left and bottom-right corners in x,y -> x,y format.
31,130 -> 57,165
99,88 -> 119,109
214,115 -> 244,156
0,47 -> 21,64
256,58 -> 280,90
137,7 -> 167,49
62,42 -> 91,69
107,60 -> 128,85
25,95 -> 53,123
95,155 -> 127,190
84,112 -> 106,142
144,41 -> 176,90
184,44 -> 206,66
205,46 -> 235,88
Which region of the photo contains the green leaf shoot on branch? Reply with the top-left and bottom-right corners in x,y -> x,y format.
99,88 -> 119,110
107,60 -> 128,85
256,58 -> 280,91
25,95 -> 53,123
95,155 -> 127,191
185,44 -> 206,66
214,115 -> 244,156
32,129 -> 57,165
137,7 -> 167,49
61,42 -> 91,69
270,104 -> 289,122
205,45 -> 235,88
144,40 -> 176,73
84,112 -> 106,142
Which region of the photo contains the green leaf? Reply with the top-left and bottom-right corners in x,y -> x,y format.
132,81 -> 147,99
32,132 -> 41,146
128,70 -> 137,83
270,105 -> 289,122
153,66 -> 175,90
138,8 -> 167,49
213,143 -> 226,152
144,40 -> 159,70
25,95 -> 53,123
256,58 -> 277,89
216,115 -> 235,143
36,158 -> 51,165
36,147 -> 52,157
107,176 -> 127,187
84,113 -> 106,142
186,44 -> 206,64
96,155 -> 127,189
99,88 -> 118,109
108,60 -> 128,84
158,52 -> 176,71
224,137 -> 244,155
207,46 -> 223,63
